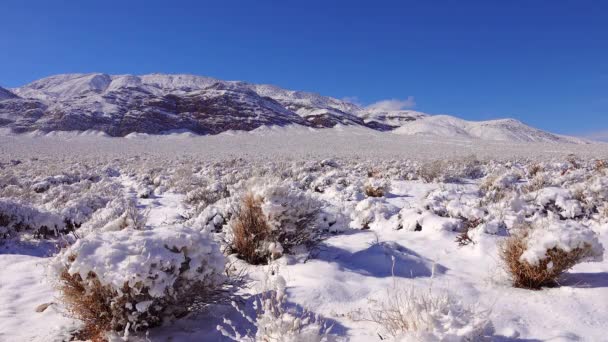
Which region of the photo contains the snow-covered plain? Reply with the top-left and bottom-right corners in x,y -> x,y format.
1,128 -> 607,341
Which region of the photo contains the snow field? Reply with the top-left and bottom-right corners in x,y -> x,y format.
0,140 -> 607,341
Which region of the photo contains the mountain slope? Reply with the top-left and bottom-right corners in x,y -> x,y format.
0,73 -> 586,143
393,115 -> 586,143
0,86 -> 18,100
4,73 -> 393,135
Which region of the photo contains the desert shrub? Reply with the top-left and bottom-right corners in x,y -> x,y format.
566,154 -> 580,170
363,178 -> 390,198
523,173 -> 548,193
418,160 -> 444,183
230,193 -> 273,264
418,156 -> 485,183
354,284 -> 492,341
53,225 -> 227,340
74,197 -> 149,235
218,273 -> 338,342
530,187 -> 583,219
105,199 -> 148,231
185,181 -> 230,213
527,163 -> 543,177
351,197 -> 398,230
364,184 -> 385,198
455,217 -> 482,247
480,169 -> 522,202
0,199 -> 68,238
228,180 -> 323,264
500,221 -> 604,289
594,159 -> 607,172
456,154 -> 486,179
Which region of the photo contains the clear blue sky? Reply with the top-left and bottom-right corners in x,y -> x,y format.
1,0 -> 607,136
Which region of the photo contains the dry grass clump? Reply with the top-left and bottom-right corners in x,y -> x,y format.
364,184 -> 385,198
595,159 -> 607,173
230,193 -> 272,264
59,270 -> 125,341
527,163 -> 543,177
352,284 -> 491,340
500,229 -> 592,290
363,287 -> 445,337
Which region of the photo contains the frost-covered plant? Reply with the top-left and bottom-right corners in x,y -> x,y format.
351,197 -> 398,230
53,225 -> 227,340
417,156 -> 485,183
0,199 -> 69,238
500,220 -> 604,289
526,163 -> 543,177
480,169 -> 522,202
228,179 -> 323,264
218,273 -> 339,342
356,283 -> 492,341
185,181 -> 230,214
528,187 -> 583,219
364,178 -> 390,198
418,160 -> 444,183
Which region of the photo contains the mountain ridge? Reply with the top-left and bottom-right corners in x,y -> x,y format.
0,73 -> 586,143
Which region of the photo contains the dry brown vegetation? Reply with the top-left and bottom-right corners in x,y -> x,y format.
58,265 -> 227,341
527,163 -> 543,177
230,193 -> 272,264
364,184 -> 385,198
455,218 -> 481,247
59,270 -> 129,341
500,229 -> 593,289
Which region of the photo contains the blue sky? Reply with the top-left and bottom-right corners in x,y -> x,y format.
1,0 -> 607,137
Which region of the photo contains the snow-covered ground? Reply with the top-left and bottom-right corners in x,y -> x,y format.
0,126 -> 606,160
1,131 -> 607,341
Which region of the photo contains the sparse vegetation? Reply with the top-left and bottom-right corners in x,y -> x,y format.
1,148 -> 607,340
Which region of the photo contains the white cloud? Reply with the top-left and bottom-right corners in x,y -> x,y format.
366,96 -> 416,111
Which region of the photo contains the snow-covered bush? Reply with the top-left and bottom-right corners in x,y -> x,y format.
528,187 -> 583,219
227,179 -> 323,264
417,156 -> 485,183
185,181 -> 231,214
480,169 -> 522,202
418,160 -> 444,183
358,285 -> 492,341
0,199 -> 68,238
500,220 -> 604,289
218,273 -> 339,342
53,225 -> 227,340
351,197 -> 398,230
364,178 -> 390,198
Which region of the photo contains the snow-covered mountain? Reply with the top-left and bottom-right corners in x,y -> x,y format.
393,115 -> 587,144
0,86 -> 18,100
0,73 -> 584,143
